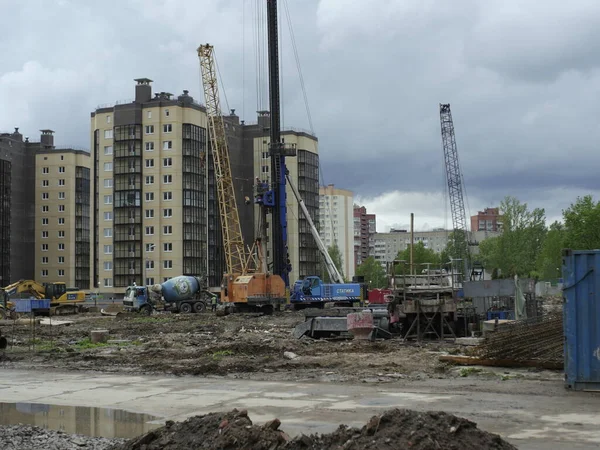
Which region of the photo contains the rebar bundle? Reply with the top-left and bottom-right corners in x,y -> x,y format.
475,312 -> 563,366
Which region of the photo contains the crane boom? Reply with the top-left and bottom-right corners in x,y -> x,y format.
285,174 -> 344,284
198,44 -> 247,275
439,103 -> 470,277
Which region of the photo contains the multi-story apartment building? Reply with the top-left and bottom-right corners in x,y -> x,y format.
353,205 -> 376,268
35,136 -> 91,289
319,184 -> 354,279
471,207 -> 502,232
91,79 -> 208,296
0,128 -> 90,288
92,80 -> 320,296
373,228 -> 450,267
247,112 -> 320,283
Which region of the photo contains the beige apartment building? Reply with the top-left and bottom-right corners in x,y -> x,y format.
35,133 -> 91,289
91,79 -> 207,296
319,184 -> 354,279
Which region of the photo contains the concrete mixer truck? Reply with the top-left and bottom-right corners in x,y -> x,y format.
123,275 -> 217,315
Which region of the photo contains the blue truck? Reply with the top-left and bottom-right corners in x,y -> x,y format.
290,276 -> 364,310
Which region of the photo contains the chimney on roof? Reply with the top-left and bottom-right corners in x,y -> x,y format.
40,129 -> 54,148
134,78 -> 153,103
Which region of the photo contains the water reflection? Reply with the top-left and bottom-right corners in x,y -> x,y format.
0,402 -> 161,439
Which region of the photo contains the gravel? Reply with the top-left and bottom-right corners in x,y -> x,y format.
0,424 -> 124,450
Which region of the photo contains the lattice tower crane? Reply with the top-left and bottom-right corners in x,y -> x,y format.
198,44 -> 248,276
439,103 -> 471,281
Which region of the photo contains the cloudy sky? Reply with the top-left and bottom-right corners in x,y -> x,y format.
2,0 -> 600,232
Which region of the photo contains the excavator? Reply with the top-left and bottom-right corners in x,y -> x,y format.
198,44 -> 286,314
0,280 -> 86,317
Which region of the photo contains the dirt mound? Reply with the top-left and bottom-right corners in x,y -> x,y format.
110,408 -> 516,450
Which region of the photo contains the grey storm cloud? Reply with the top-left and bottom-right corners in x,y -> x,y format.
1,0 -> 600,228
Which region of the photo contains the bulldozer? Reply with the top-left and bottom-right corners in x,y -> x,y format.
0,280 -> 86,316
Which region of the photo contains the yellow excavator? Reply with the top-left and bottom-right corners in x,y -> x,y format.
0,280 -> 86,317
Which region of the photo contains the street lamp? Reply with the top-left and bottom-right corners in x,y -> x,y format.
95,281 -> 100,308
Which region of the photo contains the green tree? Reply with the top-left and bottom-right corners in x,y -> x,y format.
536,221 -> 566,280
395,241 -> 441,273
356,256 -> 387,289
440,230 -> 471,268
321,243 -> 345,283
563,195 -> 600,250
478,196 -> 547,278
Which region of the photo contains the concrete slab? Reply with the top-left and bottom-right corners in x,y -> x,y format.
0,369 -> 600,450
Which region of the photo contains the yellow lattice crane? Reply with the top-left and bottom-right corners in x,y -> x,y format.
198,44 -> 247,275
197,44 -> 286,313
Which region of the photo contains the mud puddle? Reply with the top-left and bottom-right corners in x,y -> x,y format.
0,402 -> 160,439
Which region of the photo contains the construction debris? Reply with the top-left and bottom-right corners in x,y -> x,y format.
109,408 -> 516,450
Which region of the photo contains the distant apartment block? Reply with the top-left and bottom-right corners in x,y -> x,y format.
0,128 -> 91,288
353,205 -> 376,268
319,184 -> 354,279
471,207 -> 502,232
373,228 -> 450,267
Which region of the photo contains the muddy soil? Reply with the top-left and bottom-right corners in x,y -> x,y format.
0,311 -> 456,382
110,408 -> 516,450
0,424 -> 124,450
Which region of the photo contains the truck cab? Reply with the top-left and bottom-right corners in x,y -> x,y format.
123,285 -> 153,314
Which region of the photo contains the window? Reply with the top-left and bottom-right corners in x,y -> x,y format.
42,205 -> 49,213
42,167 -> 49,174
163,208 -> 172,218
42,231 -> 49,238
165,109 -> 170,117
163,260 -> 173,269
104,145 -> 113,155
59,179 -> 65,186
41,244 -> 48,251
104,278 -> 113,287
145,209 -> 154,219
163,192 -> 172,201
145,125 -> 154,134
42,192 -> 49,200
104,162 -> 113,171
107,115 -> 111,123
146,277 -> 155,285
104,228 -> 112,238
41,257 -> 48,264
58,256 -> 65,264
145,175 -> 154,185
163,174 -> 172,184
163,243 -> 173,252
147,111 -> 152,119
59,166 -> 65,173
42,180 -> 49,187
163,124 -> 172,133
145,260 -> 154,269
58,217 -> 65,225
104,211 -> 113,221
104,179 -> 113,188
105,129 -> 113,139
163,157 -> 172,167
58,243 -> 65,251
58,230 -> 65,238
145,159 -> 154,168
163,225 -> 173,235
162,140 -> 172,150
104,245 -> 112,254
145,142 -> 154,151
145,226 -> 154,235
145,243 -> 155,252
59,205 -> 65,212
58,269 -> 65,277
42,218 -> 48,225
58,192 -> 65,199
145,192 -> 154,201
41,270 -> 48,277
262,151 -> 269,159
104,261 -> 113,271
104,195 -> 112,204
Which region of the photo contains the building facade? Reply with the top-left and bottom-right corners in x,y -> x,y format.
373,229 -> 450,267
35,141 -> 91,289
471,207 -> 502,232
319,184 -> 354,279
353,205 -> 376,268
91,79 -> 208,296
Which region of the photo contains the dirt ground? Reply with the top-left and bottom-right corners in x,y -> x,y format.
0,310 -> 463,383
